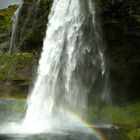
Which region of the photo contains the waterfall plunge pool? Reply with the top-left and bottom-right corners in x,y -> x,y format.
0,99 -> 105,140
0,98 -> 128,140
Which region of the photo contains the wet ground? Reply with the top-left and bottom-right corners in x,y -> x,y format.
0,99 -> 102,140
0,131 -> 103,140
0,98 -> 25,123
0,99 -> 132,140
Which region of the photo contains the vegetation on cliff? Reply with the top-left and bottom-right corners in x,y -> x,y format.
12,0 -> 52,52
0,53 -> 37,98
0,5 -> 18,33
0,4 -> 38,98
0,5 -> 18,52
0,53 -> 37,79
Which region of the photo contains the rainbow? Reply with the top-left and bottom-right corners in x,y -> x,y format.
53,106 -> 107,140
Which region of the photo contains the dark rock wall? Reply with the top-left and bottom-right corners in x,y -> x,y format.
98,0 -> 140,104
14,0 -> 140,103
1,0 -> 139,103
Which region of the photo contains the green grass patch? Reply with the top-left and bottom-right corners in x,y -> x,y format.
127,129 -> 140,140
86,101 -> 140,126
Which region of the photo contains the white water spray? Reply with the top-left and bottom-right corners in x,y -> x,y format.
21,0 -> 106,133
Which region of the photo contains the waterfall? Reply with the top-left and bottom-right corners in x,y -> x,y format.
22,0 -> 106,133
9,1 -> 23,53
9,0 -> 42,53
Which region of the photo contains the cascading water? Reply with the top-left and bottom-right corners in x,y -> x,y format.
0,1 -> 109,139
9,1 -> 23,53
22,0 -> 106,133
9,0 -> 42,53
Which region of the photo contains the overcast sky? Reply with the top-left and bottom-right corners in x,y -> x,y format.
0,0 -> 21,9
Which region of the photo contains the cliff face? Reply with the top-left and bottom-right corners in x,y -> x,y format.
98,0 -> 140,103
0,0 -> 139,103
0,5 -> 18,52
0,5 -> 38,98
0,53 -> 37,98
11,0 -> 52,53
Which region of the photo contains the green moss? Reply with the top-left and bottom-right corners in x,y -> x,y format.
0,5 -> 18,32
85,106 -> 98,121
0,53 -> 37,79
123,103 -> 140,124
99,106 -> 135,125
127,129 -> 140,140
86,101 -> 140,126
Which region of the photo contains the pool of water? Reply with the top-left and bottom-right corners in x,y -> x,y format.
0,130 -> 103,140
0,98 -> 131,140
0,99 -> 105,140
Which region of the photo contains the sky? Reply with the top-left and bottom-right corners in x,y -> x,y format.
0,0 -> 21,9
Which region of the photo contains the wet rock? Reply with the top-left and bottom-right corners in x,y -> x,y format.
11,0 -> 52,54
1,0 -> 140,103
0,53 -> 37,98
0,5 -> 18,52
98,0 -> 140,104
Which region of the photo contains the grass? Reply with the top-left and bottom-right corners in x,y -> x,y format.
127,129 -> 140,140
85,102 -> 140,140
86,101 -> 140,127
